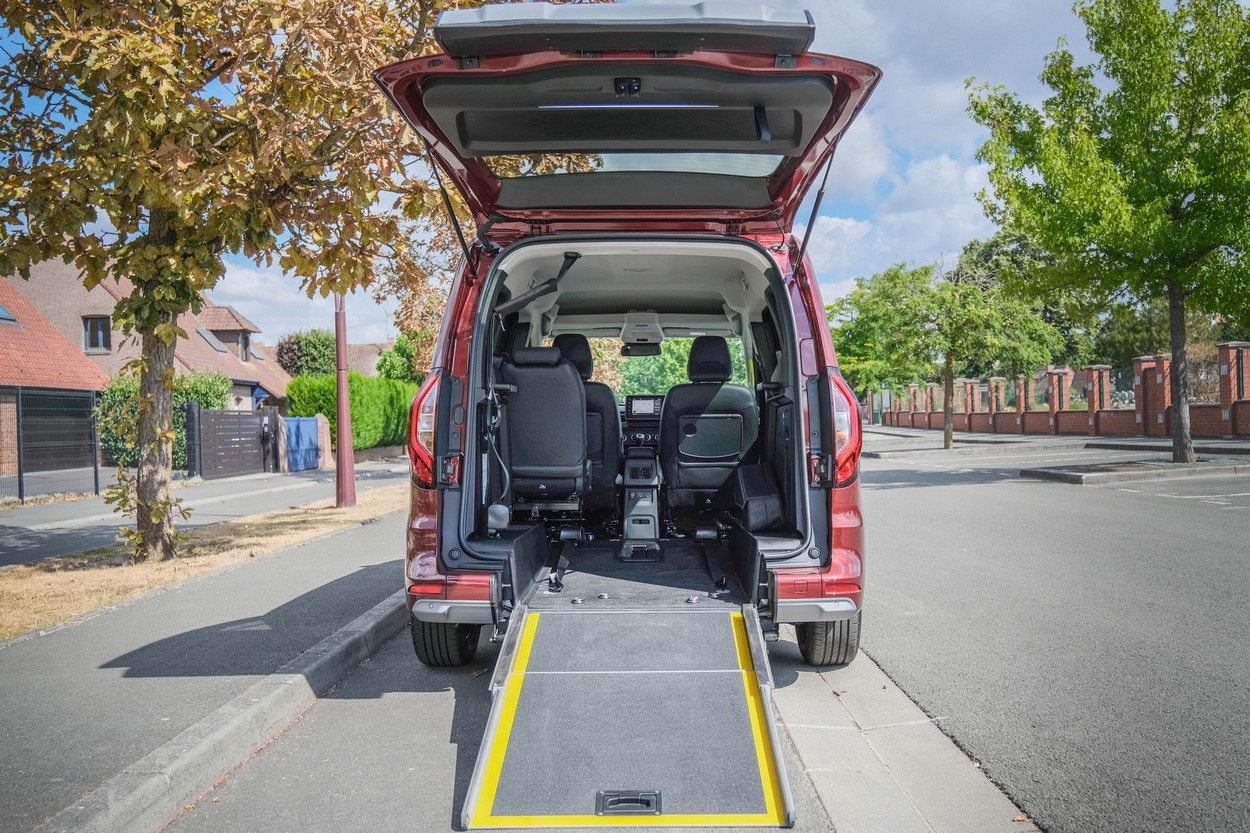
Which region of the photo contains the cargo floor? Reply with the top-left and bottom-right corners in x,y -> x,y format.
466,609 -> 787,828
527,541 -> 748,611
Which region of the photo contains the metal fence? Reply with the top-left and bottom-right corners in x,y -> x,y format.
0,387 -> 103,503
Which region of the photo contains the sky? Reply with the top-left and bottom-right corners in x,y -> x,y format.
209,0 -> 1094,346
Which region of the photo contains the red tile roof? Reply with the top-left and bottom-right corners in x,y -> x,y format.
198,303 -> 260,333
0,280 -> 111,390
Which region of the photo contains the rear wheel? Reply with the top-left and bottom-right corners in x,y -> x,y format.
796,611 -> 861,667
410,619 -> 481,667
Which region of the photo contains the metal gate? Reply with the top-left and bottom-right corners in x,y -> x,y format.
186,406 -> 279,480
1,387 -> 101,502
284,416 -> 319,472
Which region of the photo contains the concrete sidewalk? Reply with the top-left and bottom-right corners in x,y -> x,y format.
0,460 -> 408,567
0,509 -> 407,833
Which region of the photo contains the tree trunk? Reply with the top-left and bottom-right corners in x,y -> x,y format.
943,352 -> 955,450
1167,283 -> 1195,464
135,321 -> 178,561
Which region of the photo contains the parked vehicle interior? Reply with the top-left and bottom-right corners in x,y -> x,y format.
462,239 -> 808,606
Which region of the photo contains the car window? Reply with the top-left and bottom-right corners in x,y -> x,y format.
618,337 -> 747,397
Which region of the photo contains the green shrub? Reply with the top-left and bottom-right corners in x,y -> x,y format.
276,328 -> 336,377
287,372 -> 417,450
97,371 -> 232,469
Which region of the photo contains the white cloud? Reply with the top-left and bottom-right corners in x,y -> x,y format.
207,261 -> 398,345
808,154 -> 996,295
828,114 -> 894,202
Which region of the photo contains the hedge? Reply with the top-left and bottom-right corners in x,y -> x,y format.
287,372 -> 419,450
97,371 -> 232,469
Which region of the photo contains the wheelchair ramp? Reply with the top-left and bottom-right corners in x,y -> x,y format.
463,607 -> 794,828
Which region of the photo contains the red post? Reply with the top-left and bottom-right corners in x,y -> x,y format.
334,293 -> 357,508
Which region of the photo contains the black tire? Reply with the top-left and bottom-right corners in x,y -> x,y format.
410,619 -> 481,667
796,611 -> 861,667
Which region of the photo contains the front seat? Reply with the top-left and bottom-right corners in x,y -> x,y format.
660,336 -> 758,507
498,347 -> 588,503
554,333 -> 621,513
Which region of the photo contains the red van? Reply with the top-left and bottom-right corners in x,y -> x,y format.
376,5 -> 876,826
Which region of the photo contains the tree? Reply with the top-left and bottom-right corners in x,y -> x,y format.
969,0 -> 1250,462
925,249 -> 1063,449
619,338 -> 747,397
827,264 -> 934,393
375,332 -> 425,384
0,1 -> 467,560
277,328 -> 337,378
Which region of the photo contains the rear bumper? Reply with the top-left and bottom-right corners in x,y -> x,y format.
410,598 -> 495,625
773,597 -> 858,623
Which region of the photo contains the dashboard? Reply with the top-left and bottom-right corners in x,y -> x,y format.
624,395 -> 664,446
626,395 -> 664,419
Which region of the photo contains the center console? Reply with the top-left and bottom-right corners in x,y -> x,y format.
622,446 -> 660,554
624,395 -> 663,447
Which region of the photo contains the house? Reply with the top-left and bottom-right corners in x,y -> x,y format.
0,279 -> 110,479
346,340 -> 395,377
5,262 -> 290,411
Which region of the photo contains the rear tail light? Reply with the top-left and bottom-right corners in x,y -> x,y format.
830,371 -> 863,484
410,371 -> 440,489
407,571 -> 494,601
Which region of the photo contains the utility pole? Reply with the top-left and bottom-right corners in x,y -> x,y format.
334,293 -> 357,508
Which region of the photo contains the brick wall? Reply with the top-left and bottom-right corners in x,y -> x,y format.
1056,411 -> 1089,435
1234,401 -> 1250,436
1189,404 -> 1229,438
1096,410 -> 1138,437
969,413 -> 993,433
993,412 -> 1021,433
1023,411 -> 1054,434
929,411 -> 945,429
0,389 -> 16,476
897,412 -> 913,428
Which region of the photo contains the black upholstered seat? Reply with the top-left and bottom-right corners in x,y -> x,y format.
659,336 -> 758,507
498,346 -> 588,500
553,334 -> 621,512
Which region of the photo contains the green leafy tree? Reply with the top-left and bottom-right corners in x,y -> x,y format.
969,0 -> 1250,462
276,329 -> 337,378
827,264 -> 934,393
375,332 -> 426,383
929,242 -> 1065,448
0,1 -> 477,560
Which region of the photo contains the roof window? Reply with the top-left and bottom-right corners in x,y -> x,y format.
197,327 -> 228,353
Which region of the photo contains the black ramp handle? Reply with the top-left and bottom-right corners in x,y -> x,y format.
596,790 -> 662,816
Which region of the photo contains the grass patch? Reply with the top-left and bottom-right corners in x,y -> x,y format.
0,483 -> 407,643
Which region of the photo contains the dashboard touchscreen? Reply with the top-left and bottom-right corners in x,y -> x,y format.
626,395 -> 664,419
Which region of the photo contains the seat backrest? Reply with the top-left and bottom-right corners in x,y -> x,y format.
660,336 -> 758,506
499,347 -> 587,499
553,334 -> 621,511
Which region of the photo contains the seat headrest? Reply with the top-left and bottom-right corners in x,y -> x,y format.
687,336 -> 732,383
553,334 -> 593,380
510,347 -> 562,366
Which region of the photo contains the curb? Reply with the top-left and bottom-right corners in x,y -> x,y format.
38,590 -> 409,833
1087,440 -> 1250,456
864,440 -> 1089,459
1020,461 -> 1250,485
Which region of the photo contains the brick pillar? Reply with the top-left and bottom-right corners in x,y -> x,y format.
908,384 -> 919,412
1132,356 -> 1154,436
1219,342 -> 1250,406
1047,370 -> 1063,434
1221,342 -> 1250,437
925,382 -> 936,413
1088,364 -> 1111,435
988,377 -> 1005,418
1015,375 -> 1027,415
1154,354 -> 1173,436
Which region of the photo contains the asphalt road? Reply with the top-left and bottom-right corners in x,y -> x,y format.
859,437 -> 1250,833
0,461 -> 409,567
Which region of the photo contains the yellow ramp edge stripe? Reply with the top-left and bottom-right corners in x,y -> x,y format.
471,610 -> 786,828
